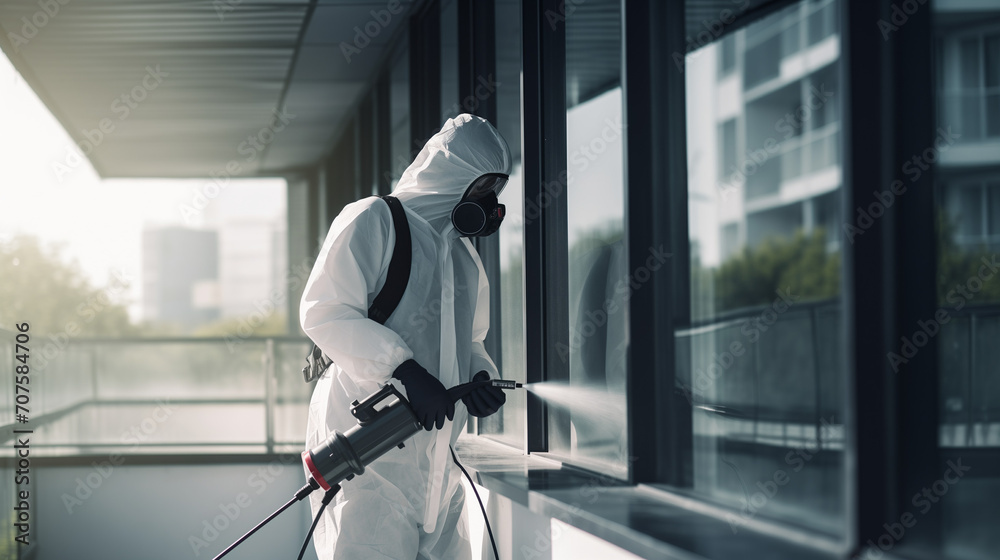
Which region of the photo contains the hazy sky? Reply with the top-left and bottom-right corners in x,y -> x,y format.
0,53 -> 285,321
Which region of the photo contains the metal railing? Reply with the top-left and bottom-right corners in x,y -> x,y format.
677,299 -> 1000,450
0,333 -> 314,455
676,299 -> 844,451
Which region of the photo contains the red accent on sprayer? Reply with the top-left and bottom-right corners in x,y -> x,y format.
302,451 -> 331,490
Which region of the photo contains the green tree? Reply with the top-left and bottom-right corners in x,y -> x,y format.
936,212 -> 1000,304
713,229 -> 840,312
0,235 -> 136,336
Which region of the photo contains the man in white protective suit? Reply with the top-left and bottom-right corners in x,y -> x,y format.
299,113 -> 512,560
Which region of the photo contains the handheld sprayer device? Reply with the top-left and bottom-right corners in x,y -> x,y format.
213,372 -> 522,560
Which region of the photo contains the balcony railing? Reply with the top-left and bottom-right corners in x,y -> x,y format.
675,299 -> 1000,450
0,332 -> 314,456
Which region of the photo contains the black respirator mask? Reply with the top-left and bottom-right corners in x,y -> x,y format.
451,173 -> 509,237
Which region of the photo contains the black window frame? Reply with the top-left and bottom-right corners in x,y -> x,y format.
620,0 -> 943,557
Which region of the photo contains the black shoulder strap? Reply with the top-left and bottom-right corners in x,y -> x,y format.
303,196 -> 410,382
367,195 -> 411,325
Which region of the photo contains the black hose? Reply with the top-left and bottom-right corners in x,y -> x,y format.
212,479 -> 319,560
450,446 -> 499,560
297,485 -> 341,560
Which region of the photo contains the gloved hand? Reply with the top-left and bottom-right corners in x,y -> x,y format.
462,371 -> 506,418
392,359 -> 455,430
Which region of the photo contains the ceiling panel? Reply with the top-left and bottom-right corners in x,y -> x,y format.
0,0 -> 414,178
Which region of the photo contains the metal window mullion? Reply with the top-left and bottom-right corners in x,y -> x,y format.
458,0 -> 497,124
891,0 -> 943,552
623,0 -> 686,485
376,72 -> 392,195
842,0 -> 892,553
353,112 -> 363,201
411,0 -> 442,152
522,0 -> 567,453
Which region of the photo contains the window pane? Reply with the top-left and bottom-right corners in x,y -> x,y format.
556,0 -> 628,477
961,91 -> 984,140
719,119 -> 737,178
479,0 -> 525,447
935,8 -> 1000,559
681,0 -> 845,536
744,34 -> 781,89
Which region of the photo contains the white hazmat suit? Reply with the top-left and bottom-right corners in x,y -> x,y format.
300,114 -> 512,560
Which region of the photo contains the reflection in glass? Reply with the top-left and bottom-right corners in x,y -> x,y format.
681,0 -> 844,536
934,3 -> 1000,558
556,0 -> 628,477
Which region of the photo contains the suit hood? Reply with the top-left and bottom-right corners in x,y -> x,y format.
391,114 -> 512,235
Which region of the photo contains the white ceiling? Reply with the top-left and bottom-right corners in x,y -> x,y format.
0,0 -> 415,178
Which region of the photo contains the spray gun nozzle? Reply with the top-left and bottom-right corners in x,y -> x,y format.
489,379 -> 522,390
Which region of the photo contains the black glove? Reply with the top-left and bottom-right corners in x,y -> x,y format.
462,371 -> 507,418
392,359 -> 455,430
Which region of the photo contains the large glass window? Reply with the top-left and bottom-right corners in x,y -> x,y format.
552,0 -> 629,477
934,5 -> 1000,559
479,0 -> 525,448
679,0 -> 845,536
